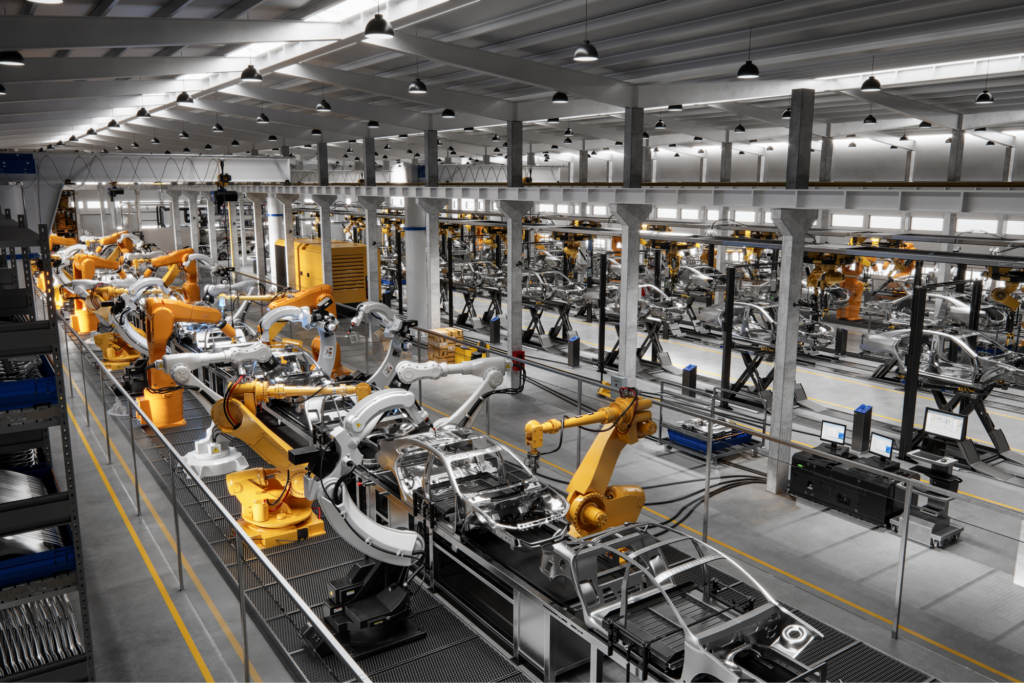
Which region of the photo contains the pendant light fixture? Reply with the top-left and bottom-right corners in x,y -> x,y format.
442,108 -> 455,118
918,120 -> 931,128
257,101 -> 270,123
115,145 -> 122,151
68,135 -> 77,142
0,85 -> 9,96
46,144 -> 54,150
564,137 -> 572,144
311,128 -> 322,136
861,56 -> 881,92
204,144 -> 213,150
137,104 -> 150,118
131,137 -> 139,148
56,139 -> 64,146
409,55 -> 427,94
176,90 -> 193,103
368,120 -> 379,128
736,28 -> 759,79
694,136 -> 703,141
0,52 -> 25,67
782,108 -> 791,120
552,91 -> 569,104
108,119 -> 120,129
945,137 -> 952,143
491,133 -> 501,142
899,130 -> 909,141
668,104 -> 683,112
987,140 -> 996,146
863,104 -> 876,125
183,147 -> 190,153
165,150 -> 171,154
734,120 -> 746,133
231,139 -> 240,147
212,114 -> 224,133
563,127 -> 574,136
384,142 -> 391,149
655,119 -> 666,130
976,56 -> 995,104
314,82 -> 332,112
269,134 -> 278,141
86,128 -> 96,136
573,0 -> 599,62
364,2 -> 395,39
240,63 -> 262,82
848,141 -> 856,148
179,128 -> 189,139
151,134 -> 160,145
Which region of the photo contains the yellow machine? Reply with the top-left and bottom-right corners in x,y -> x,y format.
53,191 -> 78,238
287,238 -> 368,303
836,262 -> 866,321
139,298 -> 223,429
94,331 -> 141,369
988,267 -> 1024,312
525,392 -> 657,537
142,248 -> 200,301
212,380 -> 371,547
69,253 -> 121,333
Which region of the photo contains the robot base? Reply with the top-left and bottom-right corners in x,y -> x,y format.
138,388 -> 187,429
321,615 -> 426,660
183,441 -> 249,479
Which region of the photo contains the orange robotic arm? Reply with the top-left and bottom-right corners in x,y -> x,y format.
265,285 -> 349,375
147,248 -> 195,291
525,393 -> 656,537
49,234 -> 77,249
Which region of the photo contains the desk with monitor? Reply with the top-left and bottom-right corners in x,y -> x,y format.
899,408 -> 965,548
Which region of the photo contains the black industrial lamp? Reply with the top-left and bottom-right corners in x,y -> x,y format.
176,91 -> 193,103
736,28 -> 759,79
573,0 -> 598,62
552,91 -> 569,104
0,52 -> 25,67
364,4 -> 395,39
442,108 -> 455,118
861,56 -> 881,92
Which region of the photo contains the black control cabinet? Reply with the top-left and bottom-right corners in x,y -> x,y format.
789,451 -> 914,527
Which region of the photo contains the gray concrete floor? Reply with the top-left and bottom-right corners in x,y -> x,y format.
60,339 -> 293,683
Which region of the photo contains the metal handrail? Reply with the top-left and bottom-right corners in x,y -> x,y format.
58,317 -> 371,683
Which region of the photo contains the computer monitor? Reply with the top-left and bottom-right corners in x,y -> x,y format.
923,408 -> 967,441
820,421 -> 846,446
869,433 -> 894,459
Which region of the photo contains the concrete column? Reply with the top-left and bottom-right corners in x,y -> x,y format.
96,184 -> 108,236
577,149 -> 589,184
274,193 -> 299,289
1003,146 -> 1016,182
948,128 -> 965,181
246,192 -> 268,283
166,189 -> 183,251
237,202 -> 249,267
317,141 -> 329,186
904,150 -> 917,182
767,208 -> 816,494
363,136 -> 376,187
818,137 -> 833,182
937,213 -> 958,282
405,201 -> 426,324
182,191 -> 201,251
507,121 -> 523,188
424,130 -> 438,186
699,156 -> 708,182
756,154 -> 765,182
611,204 -> 653,387
785,89 -> 815,190
720,142 -> 732,182
226,201 -> 238,268
267,198 -> 284,287
108,190 -> 120,232
622,107 -> 644,189
311,194 -> 336,287
416,198 -> 447,329
500,201 -> 533,364
642,146 -> 653,183
357,196 -> 386,303
134,187 -> 142,232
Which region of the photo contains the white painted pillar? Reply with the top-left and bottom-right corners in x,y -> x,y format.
417,198 -> 448,330
767,208 -> 816,494
311,194 -> 336,287
107,188 -> 120,231
357,196 -> 386,302
182,191 -> 201,252
275,193 -> 300,289
611,204 -> 652,387
246,192 -> 268,283
96,184 -> 108,236
133,187 -> 142,232
405,201 -> 427,325
267,199 -> 284,287
166,189 -> 183,251
500,201 -> 533,371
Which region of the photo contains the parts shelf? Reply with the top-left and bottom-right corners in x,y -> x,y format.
2,222 -> 93,681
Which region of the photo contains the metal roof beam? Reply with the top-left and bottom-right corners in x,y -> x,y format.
0,57 -> 253,84
840,90 -> 962,129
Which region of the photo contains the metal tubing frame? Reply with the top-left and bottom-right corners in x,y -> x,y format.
59,319 -> 373,683
891,480 -> 914,639
898,285 -> 928,459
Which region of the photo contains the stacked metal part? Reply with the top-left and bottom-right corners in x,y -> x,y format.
0,596 -> 84,675
0,449 -> 39,469
0,470 -> 64,559
0,357 -> 43,381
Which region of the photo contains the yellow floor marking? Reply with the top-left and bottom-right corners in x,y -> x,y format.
69,409 -> 215,683
69,375 -> 262,682
418,399 -> 1021,681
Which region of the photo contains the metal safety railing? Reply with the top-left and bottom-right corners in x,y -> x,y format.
57,316 -> 371,683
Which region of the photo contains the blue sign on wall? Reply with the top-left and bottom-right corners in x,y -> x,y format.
0,154 -> 36,174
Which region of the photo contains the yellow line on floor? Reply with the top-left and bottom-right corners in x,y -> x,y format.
419,400 -> 1020,682
69,408 -> 215,683
69,375 -> 262,682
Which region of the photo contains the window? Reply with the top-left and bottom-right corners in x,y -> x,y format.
590,205 -> 608,216
831,213 -> 864,228
1006,220 -> 1024,235
538,203 -> 555,213
557,203 -> 571,214
764,213 -> 774,224
706,209 -> 720,221
869,215 -> 901,230
86,201 -> 100,209
77,201 -> 84,210
957,218 -> 998,234
657,208 -> 677,219
679,209 -> 700,221
391,197 -> 405,208
734,210 -> 757,223
911,216 -> 943,231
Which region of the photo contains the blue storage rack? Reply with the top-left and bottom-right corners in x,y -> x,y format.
0,355 -> 58,411
0,464 -> 75,589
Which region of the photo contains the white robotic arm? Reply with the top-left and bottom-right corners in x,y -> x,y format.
127,277 -> 172,297
257,304 -> 339,376
353,302 -> 418,389
395,357 -> 508,429
152,342 -> 274,392
309,387 -> 427,566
